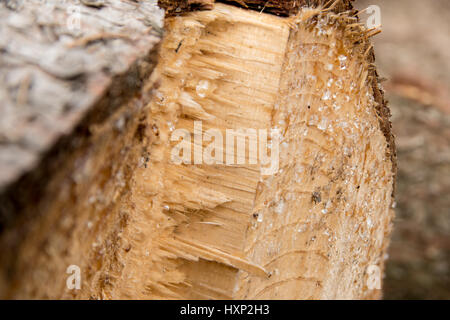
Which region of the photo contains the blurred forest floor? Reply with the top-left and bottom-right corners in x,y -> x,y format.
356,0 -> 450,299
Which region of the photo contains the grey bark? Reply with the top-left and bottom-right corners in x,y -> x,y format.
0,0 -> 163,228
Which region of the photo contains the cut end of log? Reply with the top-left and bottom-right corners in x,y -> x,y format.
0,1 -> 395,300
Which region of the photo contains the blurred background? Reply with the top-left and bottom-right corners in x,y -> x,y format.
355,0 -> 450,299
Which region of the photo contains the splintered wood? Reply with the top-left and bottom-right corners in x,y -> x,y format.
0,3 -> 395,299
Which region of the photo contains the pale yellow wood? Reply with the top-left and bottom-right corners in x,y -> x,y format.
114,4 -> 394,299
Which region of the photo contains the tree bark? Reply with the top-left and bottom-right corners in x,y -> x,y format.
0,0 -> 396,299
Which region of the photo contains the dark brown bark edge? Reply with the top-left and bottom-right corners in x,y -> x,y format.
159,0 -> 354,16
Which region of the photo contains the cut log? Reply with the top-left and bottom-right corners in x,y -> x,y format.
0,1 -> 396,299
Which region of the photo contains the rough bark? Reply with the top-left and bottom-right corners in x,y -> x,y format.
0,1 -> 395,299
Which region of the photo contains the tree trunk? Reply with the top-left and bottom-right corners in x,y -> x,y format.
0,0 -> 396,299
